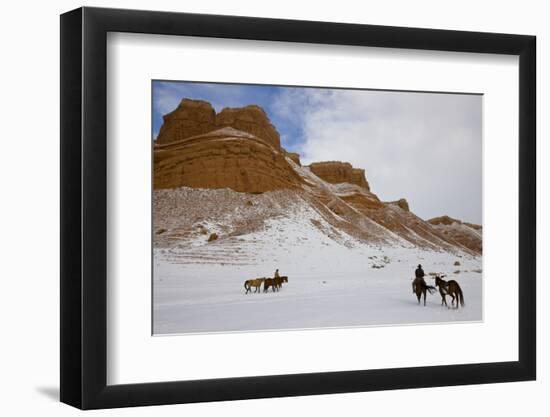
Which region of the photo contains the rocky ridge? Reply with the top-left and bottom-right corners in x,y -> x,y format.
308,161 -> 370,191
154,99 -> 482,255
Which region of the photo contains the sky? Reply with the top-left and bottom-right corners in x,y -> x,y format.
152,81 -> 482,224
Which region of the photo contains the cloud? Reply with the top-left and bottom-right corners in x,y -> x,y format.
272,88 -> 482,224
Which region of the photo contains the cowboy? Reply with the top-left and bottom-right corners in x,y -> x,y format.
274,269 -> 280,279
413,264 -> 425,294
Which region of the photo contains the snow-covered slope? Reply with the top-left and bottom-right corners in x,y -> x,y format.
152,115 -> 482,335
153,185 -> 482,335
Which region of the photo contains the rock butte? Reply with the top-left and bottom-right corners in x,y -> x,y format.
156,99 -> 280,150
428,215 -> 481,231
428,215 -> 482,253
308,161 -> 370,191
154,127 -> 303,193
386,198 -> 410,212
285,152 -> 301,166
154,98 -> 482,254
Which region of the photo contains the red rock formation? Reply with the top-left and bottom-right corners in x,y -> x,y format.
386,198 -> 410,212
428,215 -> 461,226
156,99 -> 216,145
153,99 -> 481,255
308,161 -> 370,191
215,105 -> 281,150
154,99 -> 296,192
428,215 -> 482,254
285,152 -> 301,166
156,99 -> 281,150
428,215 -> 482,232
154,127 -> 303,193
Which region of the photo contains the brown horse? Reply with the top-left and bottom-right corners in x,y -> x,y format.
412,276 -> 436,306
434,275 -> 464,308
263,278 -> 278,292
244,278 -> 265,294
273,276 -> 289,290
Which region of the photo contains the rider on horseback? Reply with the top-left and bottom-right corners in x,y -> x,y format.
413,264 -> 425,293
412,264 -> 435,305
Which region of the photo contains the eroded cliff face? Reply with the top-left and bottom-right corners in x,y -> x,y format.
154,99 -> 299,192
428,215 -> 481,231
156,99 -> 281,150
156,99 -> 216,145
308,161 -> 370,191
154,127 -> 303,193
285,152 -> 301,166
386,198 -> 410,212
216,105 -> 281,150
428,216 -> 482,254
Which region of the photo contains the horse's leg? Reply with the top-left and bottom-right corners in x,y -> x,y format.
424,290 -> 426,306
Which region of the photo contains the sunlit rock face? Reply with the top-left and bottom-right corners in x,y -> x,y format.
308,161 -> 370,191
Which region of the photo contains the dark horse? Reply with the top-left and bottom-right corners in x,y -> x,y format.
265,276 -> 289,292
264,278 -> 278,292
274,276 -> 288,290
434,275 -> 464,308
412,276 -> 436,306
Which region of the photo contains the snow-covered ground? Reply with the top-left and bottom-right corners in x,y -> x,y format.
153,203 -> 482,335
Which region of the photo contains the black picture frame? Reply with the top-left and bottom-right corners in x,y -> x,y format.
60,6 -> 536,410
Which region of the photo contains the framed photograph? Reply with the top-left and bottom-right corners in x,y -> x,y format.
60,6 -> 536,409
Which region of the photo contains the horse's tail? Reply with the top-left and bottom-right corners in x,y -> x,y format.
244,281 -> 250,292
426,285 -> 437,295
457,285 -> 465,307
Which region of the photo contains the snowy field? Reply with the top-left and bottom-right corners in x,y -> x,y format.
153,209 -> 482,335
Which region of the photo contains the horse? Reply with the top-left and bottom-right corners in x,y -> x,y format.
273,276 -> 289,290
244,278 -> 265,294
434,275 -> 464,308
263,278 -> 279,292
412,276 -> 436,306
